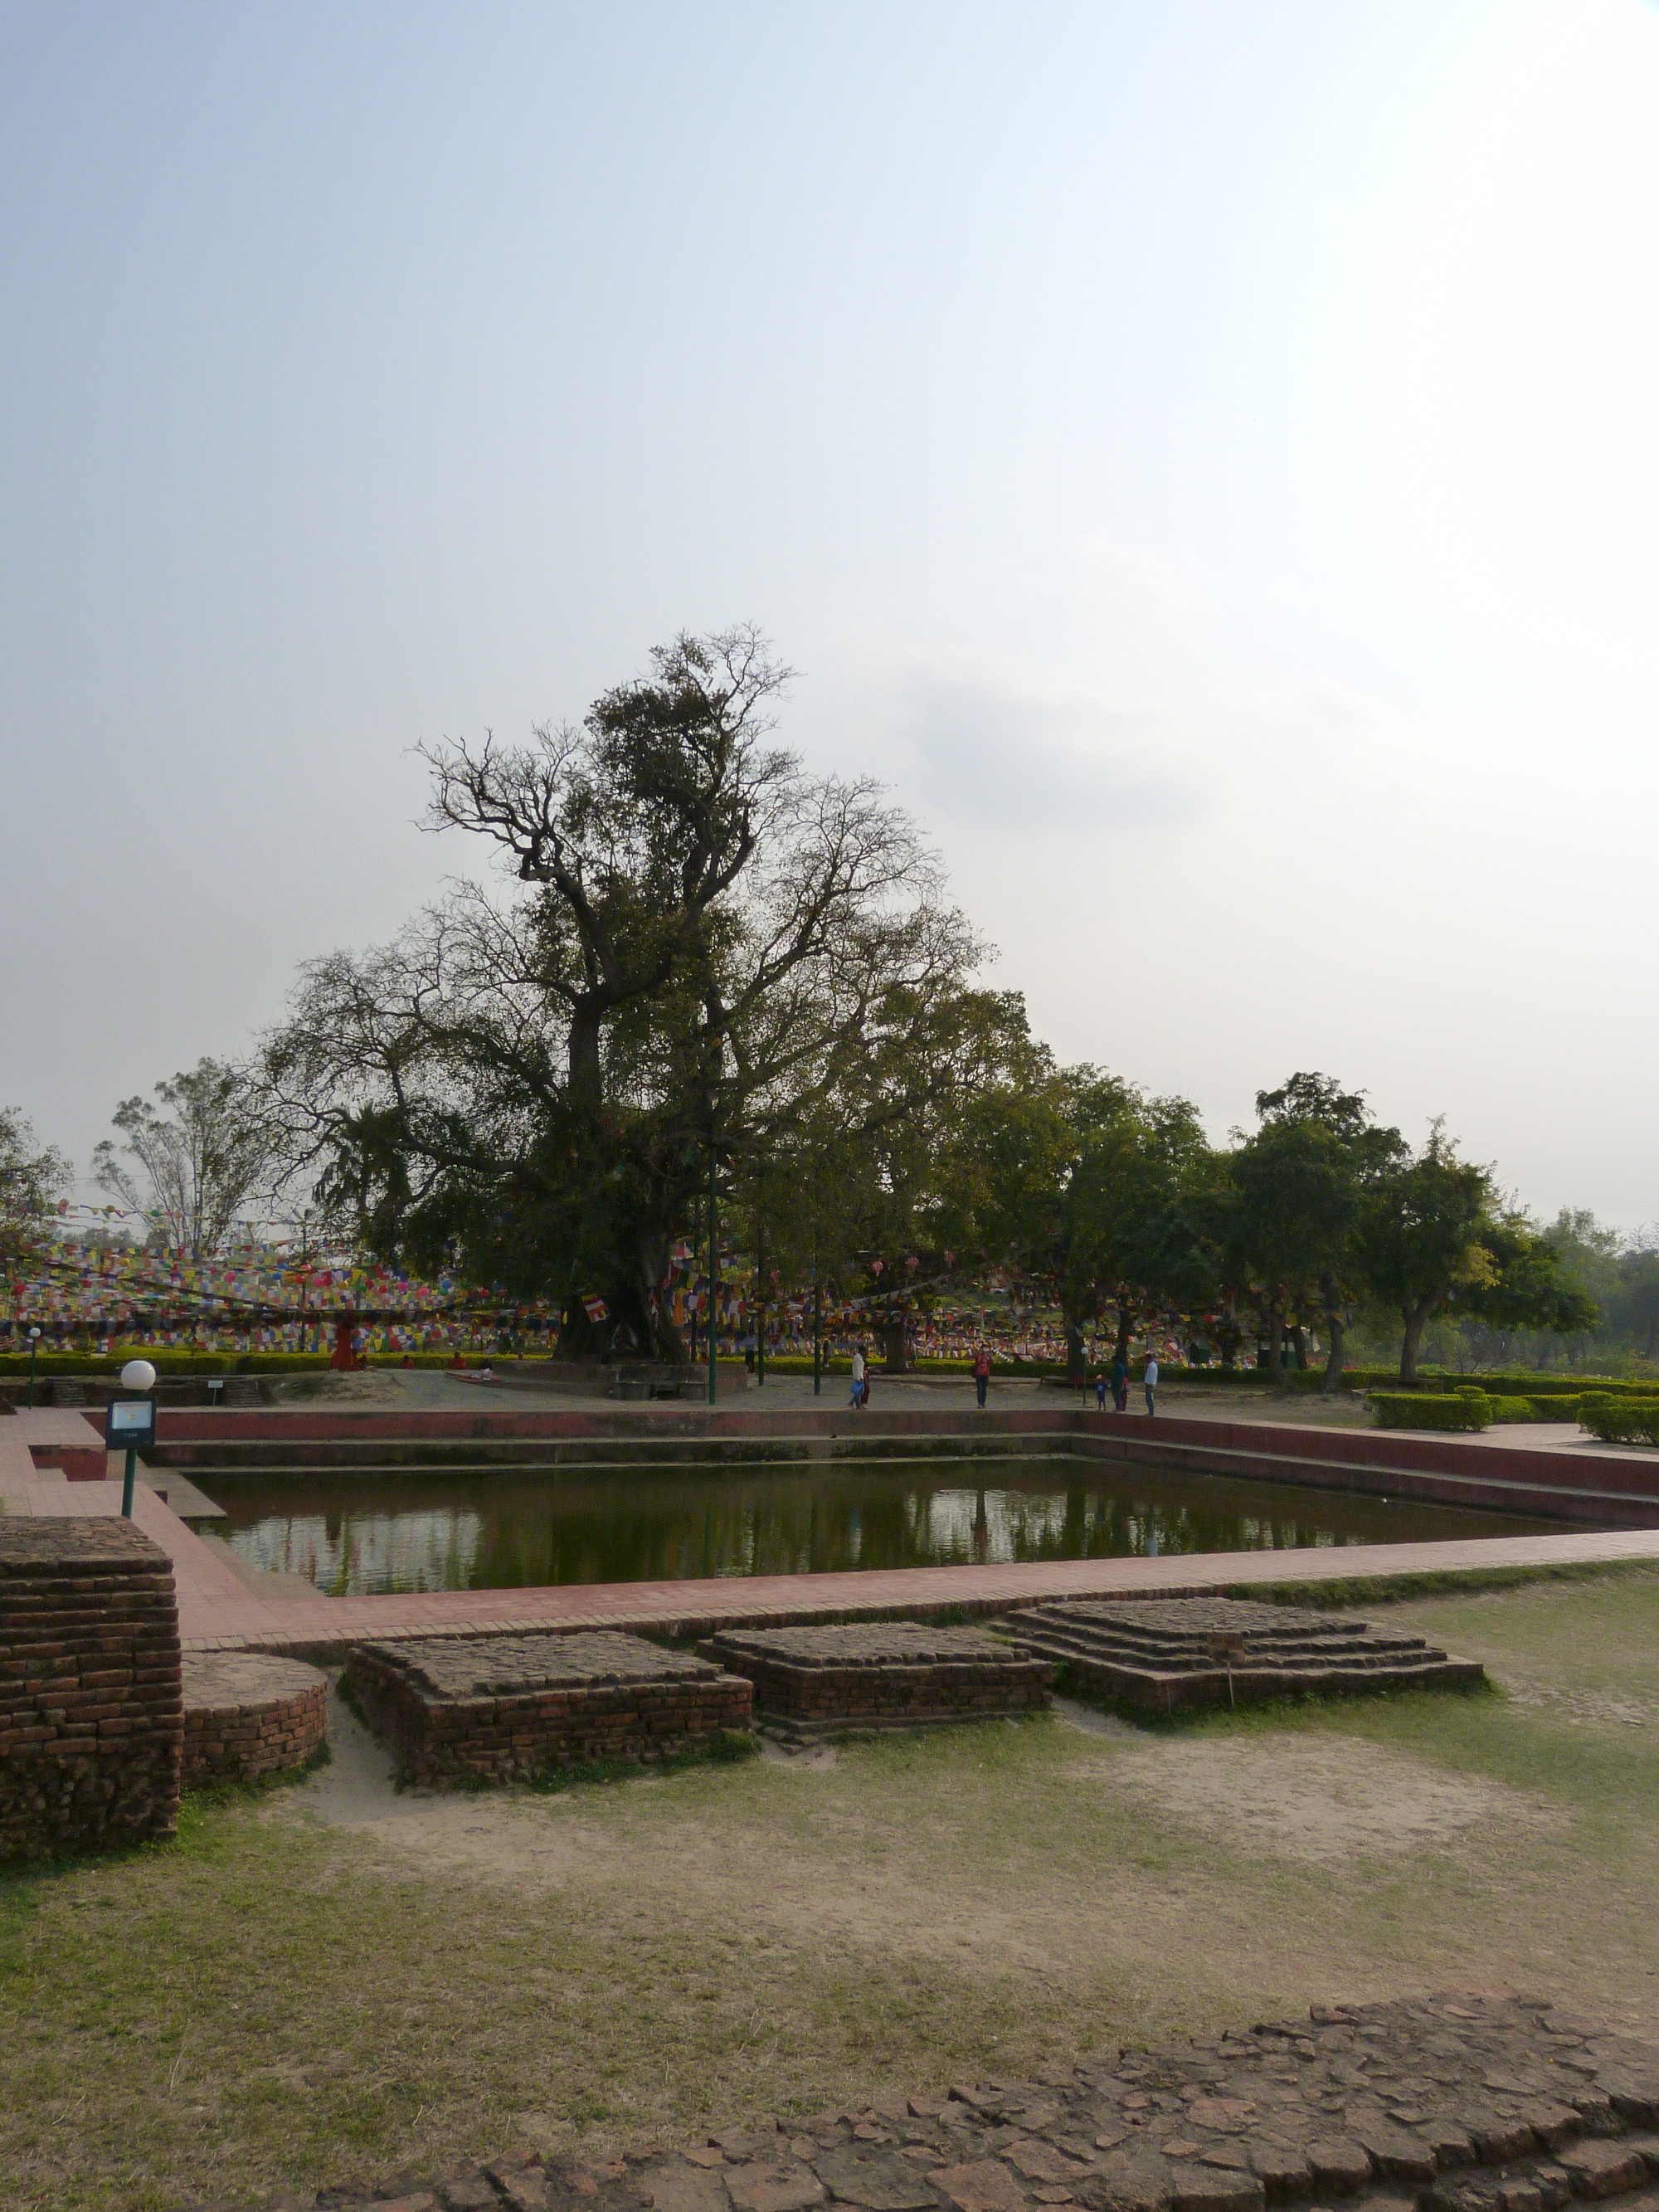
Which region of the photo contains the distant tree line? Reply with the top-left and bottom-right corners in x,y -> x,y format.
26,628 -> 1656,1384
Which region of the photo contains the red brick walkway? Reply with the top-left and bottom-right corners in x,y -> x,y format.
168,1523 -> 1659,1659
10,1408 -> 1659,1661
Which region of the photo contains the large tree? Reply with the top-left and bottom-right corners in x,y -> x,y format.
0,1106 -> 71,1271
932,1060 -> 1214,1378
1229,1074 -> 1404,1391
92,1060 -> 283,1258
1353,1122 -> 1597,1379
265,628 -> 982,1359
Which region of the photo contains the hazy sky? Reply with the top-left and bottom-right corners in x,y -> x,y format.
3,1 -> 1657,1227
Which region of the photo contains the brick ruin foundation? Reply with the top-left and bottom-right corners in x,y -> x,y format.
181,1650 -> 328,1787
698,1620 -> 1053,1742
252,1992 -> 1659,2212
343,1630 -> 752,1786
1001,1596 -> 1484,1716
0,1518 -> 182,1862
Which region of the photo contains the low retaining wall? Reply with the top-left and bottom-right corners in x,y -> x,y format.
0,1519 -> 182,1862
181,1651 -> 327,1786
343,1630 -> 753,1786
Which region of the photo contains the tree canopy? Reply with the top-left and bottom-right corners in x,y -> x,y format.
265,628 -> 989,1357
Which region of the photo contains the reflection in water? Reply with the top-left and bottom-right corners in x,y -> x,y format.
205,1456 -> 1559,1598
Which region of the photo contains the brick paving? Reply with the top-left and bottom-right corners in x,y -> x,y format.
234,1993 -> 1659,2212
10,1408 -> 1659,1663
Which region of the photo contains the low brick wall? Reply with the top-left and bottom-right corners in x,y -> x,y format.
700,1622 -> 1052,1739
343,1630 -> 752,1786
181,1651 -> 327,1786
0,1519 -> 182,1862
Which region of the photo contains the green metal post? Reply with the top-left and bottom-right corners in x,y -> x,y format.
812,1280 -> 822,1396
707,1142 -> 718,1406
121,1444 -> 137,1519
27,1333 -> 38,1409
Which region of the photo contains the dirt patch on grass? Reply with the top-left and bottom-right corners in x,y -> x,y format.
1085,1732 -> 1559,1864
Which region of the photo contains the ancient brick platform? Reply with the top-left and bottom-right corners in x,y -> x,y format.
698,1621 -> 1053,1742
342,1630 -> 752,1786
250,1991 -> 1659,2212
181,1649 -> 327,1787
0,1518 -> 182,1862
1000,1596 -> 1483,1716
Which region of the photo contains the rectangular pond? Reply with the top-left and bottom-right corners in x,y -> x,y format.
199,1455 -> 1561,1596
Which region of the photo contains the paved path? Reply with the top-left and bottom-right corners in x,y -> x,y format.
161,1519 -> 1659,1658
10,1402 -> 1659,1660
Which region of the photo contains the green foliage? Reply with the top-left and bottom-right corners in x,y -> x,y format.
1579,1396 -> 1659,1445
0,1349 -> 331,1376
1370,1391 -> 1493,1431
0,1105 -> 70,1270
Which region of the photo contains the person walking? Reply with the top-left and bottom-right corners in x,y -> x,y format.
973,1342 -> 992,1410
859,1342 -> 873,1408
1111,1352 -> 1129,1413
849,1342 -> 866,1409
1144,1353 -> 1160,1415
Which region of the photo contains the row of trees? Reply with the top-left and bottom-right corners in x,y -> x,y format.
9,628 -> 1635,1381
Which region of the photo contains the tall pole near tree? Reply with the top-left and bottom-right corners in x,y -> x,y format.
756,1196 -> 766,1387
708,1138 -> 718,1406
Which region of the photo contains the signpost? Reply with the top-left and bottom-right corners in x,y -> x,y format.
105,1359 -> 158,1518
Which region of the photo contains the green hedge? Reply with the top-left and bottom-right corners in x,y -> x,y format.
0,1349 -> 333,1377
1350,1368 -> 1652,1400
1483,1395 -> 1584,1424
1579,1396 -> 1659,1445
1372,1391 -> 1492,1432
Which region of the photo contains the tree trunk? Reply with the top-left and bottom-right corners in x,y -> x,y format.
1063,1313 -> 1088,1385
1399,1297 -> 1436,1381
1113,1298 -> 1134,1364
1289,1322 -> 1309,1372
1260,1292 -> 1289,1387
1318,1274 -> 1345,1393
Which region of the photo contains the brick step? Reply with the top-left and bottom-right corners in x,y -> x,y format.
1007,1626 -> 1456,1679
148,1435 -> 1072,1474
999,1596 -> 1483,1714
1074,1435 -> 1659,1522
1003,1606 -> 1441,1660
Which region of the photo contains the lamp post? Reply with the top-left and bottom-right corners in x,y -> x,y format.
115,1358 -> 157,1518
25,1325 -> 41,1409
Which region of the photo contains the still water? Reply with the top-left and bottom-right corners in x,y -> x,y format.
204,1457 -> 1556,1596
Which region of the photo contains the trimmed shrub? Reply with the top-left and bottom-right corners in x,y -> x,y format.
1372,1391 -> 1493,1432
1579,1397 -> 1659,1446
1345,1367 -> 1652,1401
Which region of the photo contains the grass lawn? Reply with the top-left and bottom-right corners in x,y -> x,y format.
4,1566 -> 1659,2211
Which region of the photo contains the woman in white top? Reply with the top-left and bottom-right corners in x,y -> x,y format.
1144,1355 -> 1159,1415
849,1345 -> 866,1408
